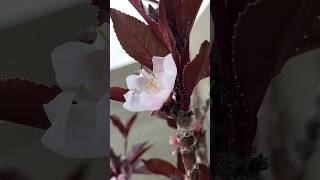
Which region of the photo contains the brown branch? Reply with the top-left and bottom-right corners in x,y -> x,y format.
175,110 -> 199,180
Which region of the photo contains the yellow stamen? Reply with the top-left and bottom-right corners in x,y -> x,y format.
145,79 -> 158,89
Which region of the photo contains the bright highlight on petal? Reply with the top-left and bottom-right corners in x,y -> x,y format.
123,54 -> 177,112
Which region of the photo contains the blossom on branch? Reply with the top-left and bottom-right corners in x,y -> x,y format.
123,54 -> 177,112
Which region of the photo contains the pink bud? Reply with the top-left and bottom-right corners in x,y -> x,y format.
169,136 -> 179,146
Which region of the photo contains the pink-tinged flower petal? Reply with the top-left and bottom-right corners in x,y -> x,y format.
42,92 -> 75,151
123,54 -> 177,112
51,42 -> 108,101
42,92 -> 108,158
153,54 -> 177,77
123,91 -> 146,112
152,56 -> 166,75
152,54 -> 176,90
140,89 -> 171,111
159,73 -> 176,92
126,75 -> 147,92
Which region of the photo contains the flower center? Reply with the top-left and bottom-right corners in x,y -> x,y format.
145,78 -> 158,89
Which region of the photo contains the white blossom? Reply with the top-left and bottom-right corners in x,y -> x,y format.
123,54 -> 177,112
42,23 -> 109,158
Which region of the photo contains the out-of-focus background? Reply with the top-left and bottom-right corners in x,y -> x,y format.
256,48 -> 320,180
0,1 -> 106,179
110,0 -> 210,180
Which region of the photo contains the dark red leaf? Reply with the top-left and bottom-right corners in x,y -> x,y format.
110,8 -> 169,69
128,142 -> 152,164
231,0 -> 303,152
166,118 -> 177,129
0,79 -> 61,129
211,0 -> 255,82
161,0 -> 185,43
127,0 -> 167,46
110,148 -> 122,176
226,0 -> 256,29
163,0 -> 198,60
159,0 -> 204,67
89,0 -> 109,11
89,0 -> 109,24
128,0 -> 153,23
0,168 -> 32,180
126,113 -> 138,136
181,0 -> 203,36
158,0 -> 181,70
142,158 -> 183,179
110,115 -> 127,137
274,0 -> 320,73
183,41 -> 211,98
163,0 -> 204,48
151,108 -> 177,128
293,13 -> 320,57
110,113 -> 138,137
110,87 -> 128,102
161,0 -> 182,27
